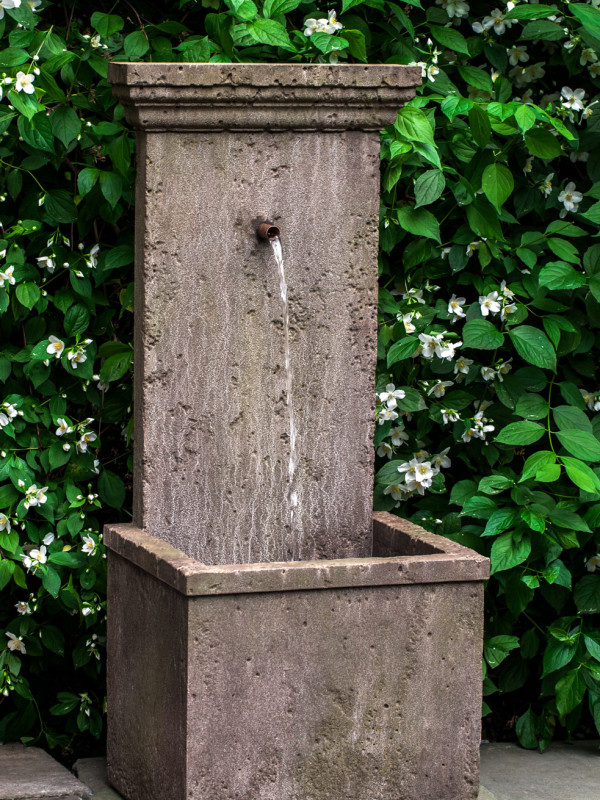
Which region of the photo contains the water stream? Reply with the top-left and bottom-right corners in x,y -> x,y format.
270,237 -> 298,532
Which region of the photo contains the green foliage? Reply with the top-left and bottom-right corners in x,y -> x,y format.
1,0 -> 600,758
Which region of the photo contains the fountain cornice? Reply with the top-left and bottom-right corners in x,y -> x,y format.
108,62 -> 422,131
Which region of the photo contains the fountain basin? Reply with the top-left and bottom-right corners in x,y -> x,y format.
105,512 -> 488,800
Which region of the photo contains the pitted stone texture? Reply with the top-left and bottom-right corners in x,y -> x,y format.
132,127 -> 381,564
0,743 -> 92,800
107,547 -> 484,800
108,63 -> 421,131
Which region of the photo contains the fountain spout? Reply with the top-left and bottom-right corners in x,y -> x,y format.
257,222 -> 280,240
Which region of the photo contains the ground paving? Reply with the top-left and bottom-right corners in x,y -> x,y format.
1,740 -> 598,799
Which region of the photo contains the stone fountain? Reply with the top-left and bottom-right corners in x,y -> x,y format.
105,63 -> 489,800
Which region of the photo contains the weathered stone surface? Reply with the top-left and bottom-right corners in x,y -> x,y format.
73,758 -> 123,800
109,63 -> 421,131
108,63 -> 420,565
106,515 -> 487,800
0,743 -> 92,800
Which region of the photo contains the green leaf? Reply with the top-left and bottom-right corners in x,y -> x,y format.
574,575 -> 600,613
42,565 -> 61,598
515,393 -> 549,421
555,430 -> 600,462
571,4 -> 600,40
538,262 -> 585,290
0,48 -> 29,67
490,531 -> 531,574
90,12 -> 124,38
124,30 -> 150,60
514,104 -> 536,133
428,24 -> 469,55
516,708 -> 538,750
468,105 -> 491,148
394,107 -> 435,147
520,20 -> 565,41
64,304 -> 90,336
495,421 -> 545,446
482,163 -> 514,211
343,30 -> 367,62
524,128 -> 563,159
48,442 -> 71,470
414,170 -> 445,208
100,351 -> 132,382
45,190 -> 78,223
561,456 -> 600,494
463,319 -> 504,350
547,238 -> 579,264
484,635 -> 519,669
553,406 -> 592,433
555,669 -> 586,718
397,206 -> 440,242
15,282 -> 40,309
100,172 -> 122,207
50,106 -> 80,148
98,469 -> 126,509
542,638 -> 577,677
387,337 -> 420,367
458,66 -> 493,93
248,18 -> 294,49
18,113 -> 54,152
309,32 -> 348,54
509,326 -> 556,371
0,558 -> 14,590
262,0 -> 301,16
77,168 -> 100,197
466,199 -> 503,240
507,4 -> 561,19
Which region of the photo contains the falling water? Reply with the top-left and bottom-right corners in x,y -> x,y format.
270,237 -> 298,532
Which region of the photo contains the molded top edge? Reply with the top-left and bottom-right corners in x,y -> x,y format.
107,62 -> 422,90
104,513 -> 489,596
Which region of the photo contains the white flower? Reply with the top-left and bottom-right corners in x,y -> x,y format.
497,359 -> 513,380
402,288 -> 425,304
0,0 -> 22,21
326,9 -> 343,31
590,63 -> 600,79
580,48 -> 598,66
400,313 -> 416,334
0,265 -> 15,287
442,408 -> 460,424
5,632 -> 26,654
383,483 -> 407,503
77,431 -> 97,453
440,247 -> 451,259
481,366 -> 498,382
561,86 -> 585,111
47,335 -> 65,358
427,380 -> 454,398
389,427 -> 408,446
454,356 -> 473,375
435,0 -> 470,19
541,173 -> 554,197
22,545 -> 47,570
379,383 -> 406,410
55,418 -> 72,436
424,64 -> 440,82
378,407 -> 399,425
303,17 -> 331,36
14,70 -> 35,94
508,45 -> 529,66
42,532 -> 55,546
479,291 -> 501,317
481,8 -> 514,35
448,294 -> 466,322
82,535 -> 96,556
67,348 -> 87,368
432,448 -> 451,470
15,600 -> 31,615
586,554 -> 600,572
398,458 -> 435,495
523,157 -> 533,175
523,62 -> 545,83
36,255 -> 55,272
86,244 -> 100,269
418,333 -> 438,360
466,241 -> 481,257
558,181 -> 583,213
499,281 -> 514,300
377,441 -> 394,459
581,390 -> 598,412
0,513 -> 10,533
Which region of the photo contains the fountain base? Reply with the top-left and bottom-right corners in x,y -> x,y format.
105,513 -> 488,800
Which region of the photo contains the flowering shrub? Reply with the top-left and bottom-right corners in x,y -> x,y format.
0,0 -> 599,757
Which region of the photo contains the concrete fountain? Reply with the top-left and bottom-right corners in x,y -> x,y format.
105,62 -> 489,800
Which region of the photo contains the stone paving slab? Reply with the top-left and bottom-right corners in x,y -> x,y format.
0,743 -> 91,800
479,740 -> 600,800
72,760 -> 120,800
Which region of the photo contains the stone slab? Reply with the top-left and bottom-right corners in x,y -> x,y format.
106,515 -> 486,800
479,741 -> 600,800
107,63 -> 421,566
0,743 -> 92,800
72,759 -> 122,800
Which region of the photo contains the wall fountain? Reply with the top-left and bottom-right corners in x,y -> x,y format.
105,62 -> 489,800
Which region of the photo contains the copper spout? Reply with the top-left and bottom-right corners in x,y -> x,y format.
257,222 -> 280,240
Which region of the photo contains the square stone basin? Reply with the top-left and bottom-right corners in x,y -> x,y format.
104,511 -> 489,800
